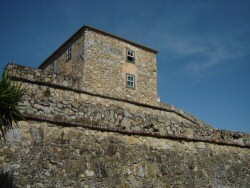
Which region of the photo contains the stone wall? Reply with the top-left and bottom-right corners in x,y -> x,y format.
17,80 -> 250,147
83,29 -> 158,105
6,64 -> 250,147
1,121 -> 250,187
1,64 -> 250,187
43,34 -> 85,78
5,64 -> 211,127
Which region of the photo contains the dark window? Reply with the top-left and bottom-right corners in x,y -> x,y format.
66,47 -> 72,61
127,74 -> 135,88
126,49 -> 135,63
50,61 -> 55,73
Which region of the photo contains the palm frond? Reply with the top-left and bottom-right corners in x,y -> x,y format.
0,170 -> 17,188
0,72 -> 25,140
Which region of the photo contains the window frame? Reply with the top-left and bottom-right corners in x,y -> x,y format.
50,61 -> 55,73
126,74 -> 135,89
66,47 -> 72,61
126,48 -> 135,63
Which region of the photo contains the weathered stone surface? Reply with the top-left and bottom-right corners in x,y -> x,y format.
6,128 -> 22,143
6,64 -> 212,128
2,22 -> 250,188
1,122 -> 249,187
33,26 -> 159,106
6,78 -> 248,147
82,29 -> 158,105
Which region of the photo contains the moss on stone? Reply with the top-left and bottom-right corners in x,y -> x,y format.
43,87 -> 51,97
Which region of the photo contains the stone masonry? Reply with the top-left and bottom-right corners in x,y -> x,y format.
1,63 -> 249,187
2,121 -> 250,187
40,26 -> 158,105
1,26 -> 250,187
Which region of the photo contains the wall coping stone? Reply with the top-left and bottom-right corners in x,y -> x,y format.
23,114 -> 250,149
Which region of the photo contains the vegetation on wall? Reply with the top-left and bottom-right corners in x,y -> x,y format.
0,72 -> 24,140
43,87 -> 51,97
0,170 -> 17,188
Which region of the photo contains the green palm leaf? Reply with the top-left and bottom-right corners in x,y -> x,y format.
0,72 -> 25,140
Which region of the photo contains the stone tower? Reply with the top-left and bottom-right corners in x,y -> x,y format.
39,26 -> 158,105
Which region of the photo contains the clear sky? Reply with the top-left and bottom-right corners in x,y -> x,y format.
0,0 -> 249,133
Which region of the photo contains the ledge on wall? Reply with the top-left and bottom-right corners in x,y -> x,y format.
4,63 -> 250,148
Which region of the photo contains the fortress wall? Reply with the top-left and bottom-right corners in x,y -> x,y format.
1,64 -> 250,187
16,80 -> 249,147
1,121 -> 250,187
5,64 -> 250,148
5,64 -> 208,125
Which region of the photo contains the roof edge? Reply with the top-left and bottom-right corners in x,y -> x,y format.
38,26 -> 84,69
84,25 -> 158,54
39,25 -> 158,69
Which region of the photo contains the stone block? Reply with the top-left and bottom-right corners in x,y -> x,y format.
6,128 -> 22,143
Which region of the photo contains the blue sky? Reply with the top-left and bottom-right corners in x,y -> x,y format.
0,0 -> 249,133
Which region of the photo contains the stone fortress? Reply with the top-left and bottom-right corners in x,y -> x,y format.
1,25 -> 250,187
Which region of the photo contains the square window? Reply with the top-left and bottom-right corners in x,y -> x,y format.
127,74 -> 135,88
126,49 -> 135,63
66,47 -> 72,61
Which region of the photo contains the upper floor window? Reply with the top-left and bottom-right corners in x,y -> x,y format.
126,49 -> 135,63
66,47 -> 72,61
50,61 -> 55,73
127,74 -> 135,88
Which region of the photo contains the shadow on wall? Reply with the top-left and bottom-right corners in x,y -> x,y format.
0,170 -> 17,188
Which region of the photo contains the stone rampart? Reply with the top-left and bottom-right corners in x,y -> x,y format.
5,64 -> 250,148
1,64 -> 250,187
1,121 -> 250,187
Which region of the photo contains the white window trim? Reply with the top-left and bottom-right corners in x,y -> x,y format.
126,48 -> 135,63
66,47 -> 72,61
126,74 -> 135,88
